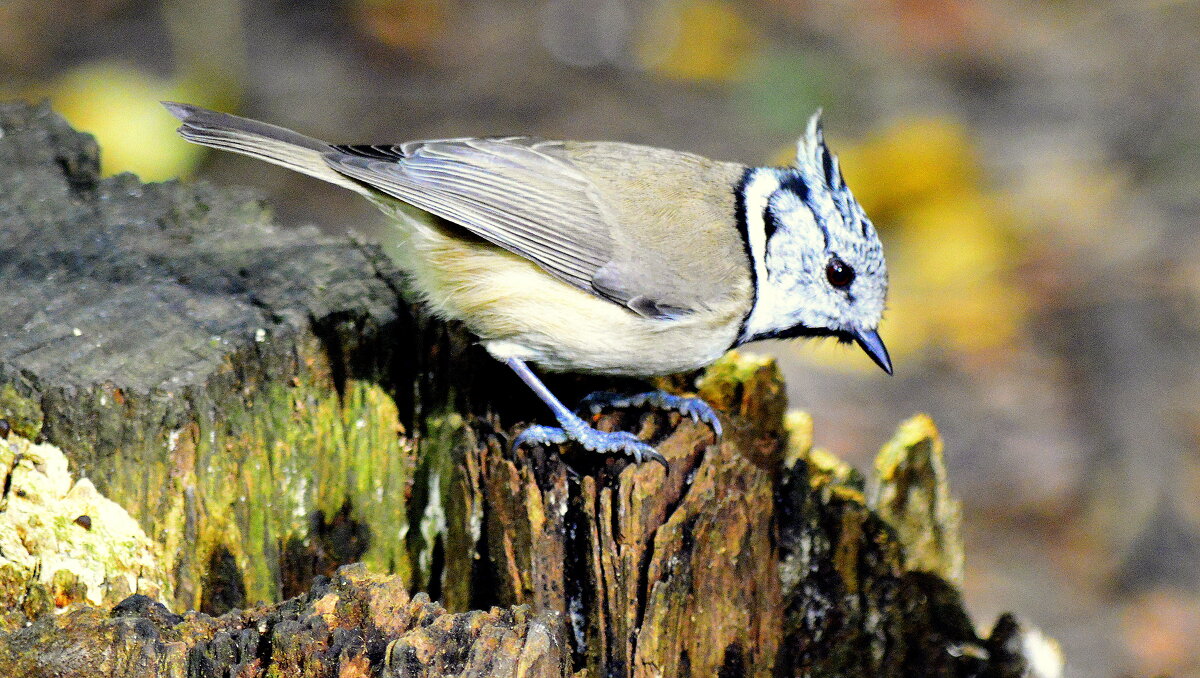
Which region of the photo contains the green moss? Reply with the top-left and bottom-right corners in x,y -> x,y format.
695,350 -> 776,391
83,365 -> 419,610
405,412 -> 483,610
182,376 -> 417,606
0,383 -> 42,440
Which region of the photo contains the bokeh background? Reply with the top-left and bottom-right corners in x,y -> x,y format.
3,0 -> 1198,675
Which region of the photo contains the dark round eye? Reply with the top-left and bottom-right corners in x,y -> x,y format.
825,257 -> 855,288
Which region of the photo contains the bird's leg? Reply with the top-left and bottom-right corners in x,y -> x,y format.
577,391 -> 723,438
507,358 -> 667,469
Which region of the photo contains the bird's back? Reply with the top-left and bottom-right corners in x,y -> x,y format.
560,141 -> 751,314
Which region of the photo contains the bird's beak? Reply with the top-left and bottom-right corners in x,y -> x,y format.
853,328 -> 893,375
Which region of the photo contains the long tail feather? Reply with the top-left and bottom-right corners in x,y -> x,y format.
163,102 -> 370,195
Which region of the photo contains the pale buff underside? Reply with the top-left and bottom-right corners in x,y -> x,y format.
385,209 -> 746,376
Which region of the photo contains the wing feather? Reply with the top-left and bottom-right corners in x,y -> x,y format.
324,137 -> 616,294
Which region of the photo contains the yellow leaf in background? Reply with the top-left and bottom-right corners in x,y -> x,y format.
42,62 -> 207,181
942,281 -> 1027,352
893,194 -> 1012,287
887,191 -> 1026,353
636,0 -> 758,83
838,116 -> 979,217
791,115 -> 1028,371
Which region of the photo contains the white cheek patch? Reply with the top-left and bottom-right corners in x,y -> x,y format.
741,169 -> 778,299
738,171 -> 836,343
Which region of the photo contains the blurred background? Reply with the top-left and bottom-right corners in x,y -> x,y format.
2,0 -> 1198,675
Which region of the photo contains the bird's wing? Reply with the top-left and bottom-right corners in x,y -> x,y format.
325,137 -> 628,301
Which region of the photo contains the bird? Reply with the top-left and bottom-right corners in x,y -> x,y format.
164,102 -> 890,469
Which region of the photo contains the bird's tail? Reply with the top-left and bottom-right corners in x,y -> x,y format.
162,102 -> 370,195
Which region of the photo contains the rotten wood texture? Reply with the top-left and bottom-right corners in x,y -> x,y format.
0,563 -> 568,678
0,102 -> 1062,677
477,359 -> 788,677
0,99 -> 485,615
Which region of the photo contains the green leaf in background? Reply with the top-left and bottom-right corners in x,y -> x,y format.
735,49 -> 833,137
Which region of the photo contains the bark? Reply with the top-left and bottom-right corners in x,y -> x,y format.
0,101 -> 1062,678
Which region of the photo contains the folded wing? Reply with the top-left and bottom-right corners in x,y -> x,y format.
325,138 -> 625,300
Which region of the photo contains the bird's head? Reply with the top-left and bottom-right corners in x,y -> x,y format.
735,112 -> 891,374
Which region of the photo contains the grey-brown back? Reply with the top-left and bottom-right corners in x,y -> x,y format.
561,141 -> 749,316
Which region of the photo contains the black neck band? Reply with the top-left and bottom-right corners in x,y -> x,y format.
731,167 -> 757,349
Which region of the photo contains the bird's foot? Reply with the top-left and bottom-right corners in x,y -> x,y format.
512,414 -> 667,470
577,390 -> 723,438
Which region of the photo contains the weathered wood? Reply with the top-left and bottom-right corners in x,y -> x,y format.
0,101 -> 1063,677
0,563 -> 568,678
474,355 -> 788,676
0,99 -> 472,614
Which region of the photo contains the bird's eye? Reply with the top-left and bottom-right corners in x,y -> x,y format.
825,257 -> 855,288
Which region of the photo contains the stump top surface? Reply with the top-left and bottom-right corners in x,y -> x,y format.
0,101 -> 400,392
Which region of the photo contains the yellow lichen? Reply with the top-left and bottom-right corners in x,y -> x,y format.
869,415 -> 964,584
695,350 -> 781,415
782,410 -> 813,469
0,433 -> 170,618
635,0 -> 758,83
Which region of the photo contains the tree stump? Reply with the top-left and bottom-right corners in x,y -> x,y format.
0,101 -> 1063,677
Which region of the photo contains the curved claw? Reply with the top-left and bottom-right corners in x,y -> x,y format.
641,448 -> 669,473
673,398 -> 723,439
577,391 -> 723,439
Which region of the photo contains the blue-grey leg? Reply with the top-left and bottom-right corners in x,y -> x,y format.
577,391 -> 723,438
507,357 -> 667,469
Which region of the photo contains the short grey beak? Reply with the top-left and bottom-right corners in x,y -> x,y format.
853,328 -> 893,375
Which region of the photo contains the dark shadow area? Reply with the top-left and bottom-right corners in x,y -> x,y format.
200,544 -> 246,615
280,501 -> 372,600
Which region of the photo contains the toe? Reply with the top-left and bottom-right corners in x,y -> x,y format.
618,439 -> 668,472
671,398 -> 721,438
523,413 -> 671,469
512,425 -> 568,451
705,417 -> 724,439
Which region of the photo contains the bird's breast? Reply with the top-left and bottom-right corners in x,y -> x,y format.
394,215 -> 747,376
